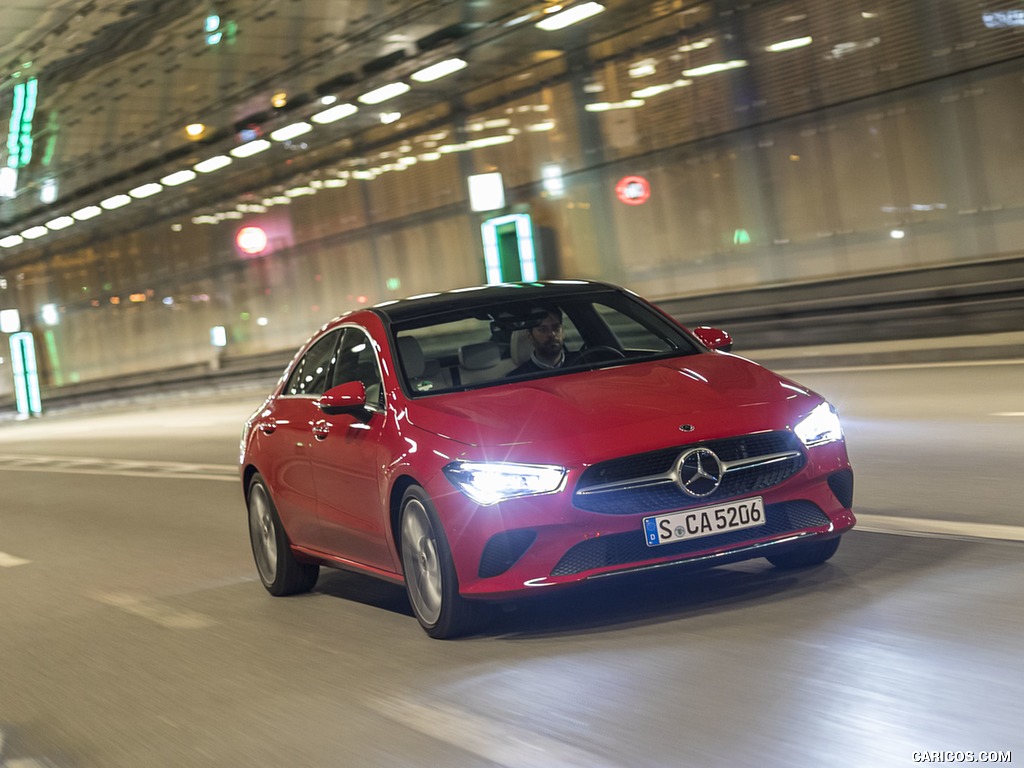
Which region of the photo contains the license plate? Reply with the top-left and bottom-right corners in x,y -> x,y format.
643,496 -> 765,547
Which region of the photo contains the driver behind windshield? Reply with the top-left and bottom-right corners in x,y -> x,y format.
509,306 -> 575,375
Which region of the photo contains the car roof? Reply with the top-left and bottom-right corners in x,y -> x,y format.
367,280 -> 624,324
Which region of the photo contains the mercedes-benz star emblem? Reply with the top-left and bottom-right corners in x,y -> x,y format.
676,447 -> 724,498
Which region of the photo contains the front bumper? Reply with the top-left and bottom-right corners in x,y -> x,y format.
429,445 -> 855,599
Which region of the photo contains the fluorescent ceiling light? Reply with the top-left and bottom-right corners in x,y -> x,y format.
536,2 -> 605,31
312,102 -> 358,124
270,122 -> 312,142
161,169 -> 197,186
629,59 -> 657,78
683,59 -> 748,77
358,82 -> 410,105
46,216 -> 75,231
631,79 -> 691,99
21,226 -> 49,240
0,235 -> 24,248
100,194 -> 132,210
231,139 -> 271,158
194,154 -> 232,173
411,58 -> 468,83
71,205 -> 103,221
766,36 -> 813,52
467,135 -> 515,149
678,38 -> 714,52
129,182 -> 163,198
505,12 -> 537,27
584,99 -> 645,112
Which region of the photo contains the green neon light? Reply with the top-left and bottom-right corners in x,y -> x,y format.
44,328 -> 62,387
6,82 -> 25,168
18,78 -> 38,167
41,110 -> 58,166
6,78 -> 38,168
10,331 -> 42,415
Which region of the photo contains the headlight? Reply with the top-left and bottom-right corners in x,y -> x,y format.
794,401 -> 844,447
443,461 -> 568,506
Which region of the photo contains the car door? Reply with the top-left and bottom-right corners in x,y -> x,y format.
252,329 -> 341,549
308,326 -> 396,572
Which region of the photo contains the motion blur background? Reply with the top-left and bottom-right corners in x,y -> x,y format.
2,5 -> 1023,766
1,0 -> 1022,405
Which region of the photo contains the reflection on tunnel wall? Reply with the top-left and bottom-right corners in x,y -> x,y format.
3,0 -> 1024,389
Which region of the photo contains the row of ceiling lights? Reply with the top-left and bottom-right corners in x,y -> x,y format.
0,2 -> 609,253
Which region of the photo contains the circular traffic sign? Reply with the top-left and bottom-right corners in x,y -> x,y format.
615,175 -> 651,205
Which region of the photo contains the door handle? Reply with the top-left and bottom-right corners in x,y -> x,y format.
312,420 -> 331,440
256,420 -> 277,435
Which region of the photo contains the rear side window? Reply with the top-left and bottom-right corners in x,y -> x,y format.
284,331 -> 340,396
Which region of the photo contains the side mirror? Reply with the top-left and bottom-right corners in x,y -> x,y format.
692,326 -> 733,352
316,381 -> 367,415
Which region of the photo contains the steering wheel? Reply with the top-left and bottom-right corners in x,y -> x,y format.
575,345 -> 626,364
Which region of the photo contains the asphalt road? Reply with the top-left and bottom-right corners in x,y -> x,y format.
0,360 -> 1021,768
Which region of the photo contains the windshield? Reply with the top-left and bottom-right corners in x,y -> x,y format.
391,290 -> 701,396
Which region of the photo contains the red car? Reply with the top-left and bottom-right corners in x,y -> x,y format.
241,281 -> 855,638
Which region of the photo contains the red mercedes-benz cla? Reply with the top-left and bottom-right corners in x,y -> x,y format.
240,281 -> 855,638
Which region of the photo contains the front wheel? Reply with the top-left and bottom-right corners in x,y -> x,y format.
766,536 -> 841,569
399,486 -> 474,639
247,473 -> 319,595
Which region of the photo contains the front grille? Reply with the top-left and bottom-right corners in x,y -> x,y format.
550,500 -> 830,576
573,431 -> 805,515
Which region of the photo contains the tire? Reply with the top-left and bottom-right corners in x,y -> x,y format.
766,536 -> 841,569
399,485 -> 474,639
247,473 -> 319,595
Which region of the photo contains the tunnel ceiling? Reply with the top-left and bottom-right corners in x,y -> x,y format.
0,0 -> 671,259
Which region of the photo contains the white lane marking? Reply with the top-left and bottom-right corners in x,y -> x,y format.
992,411 -> 1024,417
777,357 -> 1024,374
369,695 -> 622,768
0,552 -> 30,567
856,513 -> 1024,542
0,454 -> 236,482
94,592 -> 216,629
0,730 -> 45,768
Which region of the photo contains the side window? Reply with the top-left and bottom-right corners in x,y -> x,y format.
594,303 -> 674,352
331,328 -> 384,408
284,331 -> 340,396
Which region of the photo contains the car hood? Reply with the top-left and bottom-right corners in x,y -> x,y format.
405,353 -> 821,463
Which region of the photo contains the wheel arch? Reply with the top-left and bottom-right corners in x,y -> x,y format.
389,474 -> 421,560
241,463 -> 260,501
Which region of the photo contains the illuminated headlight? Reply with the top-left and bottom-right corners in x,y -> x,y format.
443,461 -> 567,506
794,402 -> 844,447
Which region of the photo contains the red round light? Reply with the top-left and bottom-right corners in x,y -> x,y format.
615,175 -> 651,206
236,226 -> 268,255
